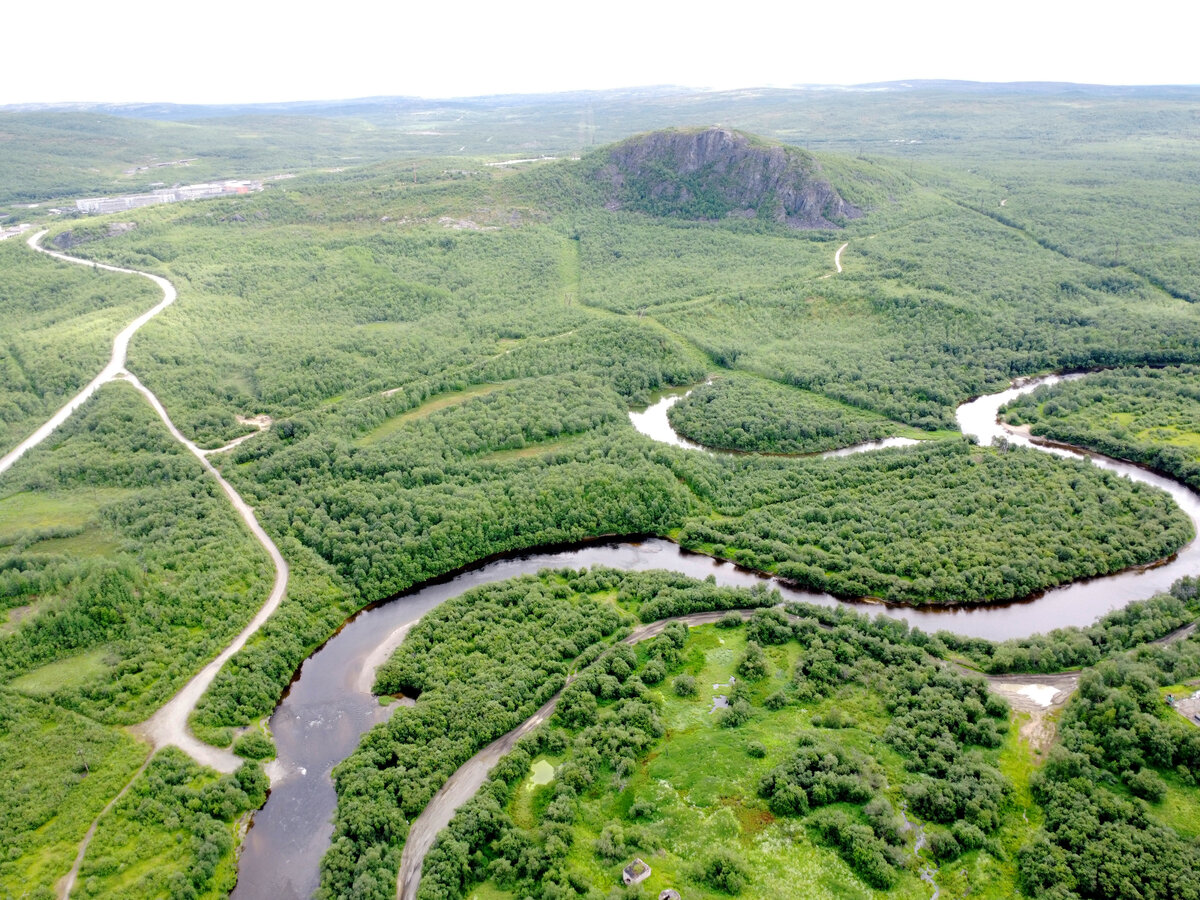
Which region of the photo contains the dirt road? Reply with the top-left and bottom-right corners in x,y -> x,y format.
395,609 -> 759,899
11,235 -> 290,897
0,231 -> 176,477
122,371 -> 289,773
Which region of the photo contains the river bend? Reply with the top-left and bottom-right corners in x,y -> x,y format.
236,374 -> 1200,899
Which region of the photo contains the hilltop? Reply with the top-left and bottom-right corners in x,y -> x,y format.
591,126 -> 861,227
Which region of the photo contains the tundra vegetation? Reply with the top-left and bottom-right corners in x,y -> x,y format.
1002,365 -> 1200,493
1,85 -> 1200,897
413,580 -> 1200,900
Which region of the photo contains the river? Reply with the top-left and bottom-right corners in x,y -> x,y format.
232,373 -> 1200,899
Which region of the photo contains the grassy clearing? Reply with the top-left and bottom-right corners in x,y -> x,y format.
10,647 -> 114,696
3,600 -> 46,634
560,235 -> 581,307
1151,769 -> 1200,840
74,748 -> 266,900
25,530 -> 122,558
467,885 -> 516,900
476,433 -> 592,462
508,626 -> 936,899
435,604 -> 1031,899
0,489 -> 129,545
939,716 -> 1038,899
0,689 -> 149,898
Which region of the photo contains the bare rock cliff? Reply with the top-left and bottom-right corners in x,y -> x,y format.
596,127 -> 861,228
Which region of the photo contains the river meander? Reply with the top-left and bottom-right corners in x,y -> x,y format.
232,373 -> 1200,899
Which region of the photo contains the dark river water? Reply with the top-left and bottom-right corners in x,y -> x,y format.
232,374 -> 1200,899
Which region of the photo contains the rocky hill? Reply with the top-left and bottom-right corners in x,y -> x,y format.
593,127 -> 861,228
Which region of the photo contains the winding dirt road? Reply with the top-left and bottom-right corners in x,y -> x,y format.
4,234 -> 289,771
0,231 -> 176,477
121,370 -> 289,773
1,234 -> 289,897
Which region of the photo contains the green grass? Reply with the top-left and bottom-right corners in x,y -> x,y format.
504,626 -> 933,898
25,530 -> 122,558
74,748 -> 263,900
560,235 -> 581,307
476,433 -> 594,462
1151,769 -> 1200,840
0,689 -> 149,898
0,489 -> 129,545
459,616 -> 1034,898
943,713 -> 1040,899
10,647 -> 113,696
467,884 -> 516,900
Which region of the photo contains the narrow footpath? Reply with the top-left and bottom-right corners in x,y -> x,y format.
834,241 -> 848,273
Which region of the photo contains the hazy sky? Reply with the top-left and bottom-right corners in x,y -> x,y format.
4,0 -> 1195,105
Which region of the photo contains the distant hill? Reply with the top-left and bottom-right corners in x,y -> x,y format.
4,82 -> 1199,210
6,81 -> 1195,120
591,127 -> 861,228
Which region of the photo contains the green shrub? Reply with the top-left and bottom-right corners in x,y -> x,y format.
1127,768 -> 1167,803
700,849 -> 748,894
673,675 -> 697,697
232,731 -> 275,761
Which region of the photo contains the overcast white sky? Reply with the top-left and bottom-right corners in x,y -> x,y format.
3,0 -> 1195,106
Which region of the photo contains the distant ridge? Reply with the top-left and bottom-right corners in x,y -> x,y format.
5,81 -> 1196,120
839,79 -> 1200,94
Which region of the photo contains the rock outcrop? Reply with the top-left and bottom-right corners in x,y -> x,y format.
595,127 -> 860,229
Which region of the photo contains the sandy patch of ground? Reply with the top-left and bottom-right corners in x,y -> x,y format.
1001,422 -> 1033,437
359,622 -> 415,694
1172,688 -> 1200,728
201,414 -> 272,455
985,672 -> 1079,754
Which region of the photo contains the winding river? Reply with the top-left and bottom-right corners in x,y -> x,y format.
234,375 -> 1200,900
15,232 -> 1196,897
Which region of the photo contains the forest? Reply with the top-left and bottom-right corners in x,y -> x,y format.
665,373 -> 905,454
1002,365 -> 1200,493
2,83 -> 1200,899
